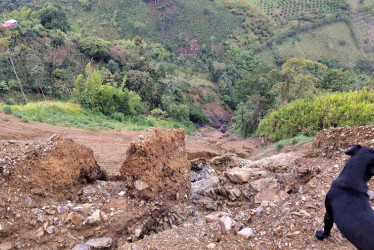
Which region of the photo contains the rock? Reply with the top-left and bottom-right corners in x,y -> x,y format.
134,180 -> 149,191
0,242 -> 12,250
71,244 -> 89,250
250,178 -> 277,193
135,227 -> 142,238
229,188 -> 241,200
299,185 -> 306,194
219,215 -> 236,231
191,176 -> 219,197
34,227 -> 44,237
65,212 -> 74,223
275,173 -> 284,183
234,222 -> 244,235
92,210 -> 101,221
46,226 -> 56,234
86,237 -> 112,249
118,191 -> 126,196
73,206 -> 83,213
205,212 -> 229,223
205,214 -> 220,223
24,196 -> 32,204
225,168 -> 253,184
246,153 -> 299,171
207,243 -> 216,249
210,154 -> 241,175
120,128 -> 190,203
238,228 -> 254,239
255,184 -> 289,204
81,204 -> 93,214
37,213 -> 44,223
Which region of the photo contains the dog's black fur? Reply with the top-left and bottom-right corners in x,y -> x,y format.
316,145 -> 374,250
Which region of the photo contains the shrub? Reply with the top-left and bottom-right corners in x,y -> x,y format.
79,37 -> 110,59
111,112 -> 125,121
150,108 -> 167,118
2,105 -> 12,114
189,107 -> 209,123
256,89 -> 374,141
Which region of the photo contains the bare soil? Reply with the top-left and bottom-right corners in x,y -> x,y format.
1,112 -> 370,250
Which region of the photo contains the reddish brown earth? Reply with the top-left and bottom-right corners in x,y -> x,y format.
1,112 -> 371,250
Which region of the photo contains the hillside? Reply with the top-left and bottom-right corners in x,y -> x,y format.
2,0 -> 372,65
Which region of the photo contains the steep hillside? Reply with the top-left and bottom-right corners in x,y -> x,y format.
2,0 -> 364,64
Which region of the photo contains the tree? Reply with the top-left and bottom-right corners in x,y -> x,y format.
274,58 -> 327,104
0,31 -> 27,103
38,3 -> 70,32
126,70 -> 159,108
79,36 -> 110,59
73,64 -> 141,115
25,52 -> 47,99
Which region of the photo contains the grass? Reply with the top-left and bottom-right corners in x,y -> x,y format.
260,21 -> 361,67
1,101 -> 196,133
262,134 -> 315,153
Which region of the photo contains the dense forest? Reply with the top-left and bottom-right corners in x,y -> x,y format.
2,0 -> 374,140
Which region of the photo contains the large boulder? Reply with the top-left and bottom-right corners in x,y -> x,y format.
120,128 -> 190,203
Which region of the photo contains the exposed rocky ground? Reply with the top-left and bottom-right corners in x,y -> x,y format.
2,114 -> 374,249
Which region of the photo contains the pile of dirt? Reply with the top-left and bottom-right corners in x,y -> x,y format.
120,128 -> 190,204
0,135 -> 106,196
313,125 -> 374,157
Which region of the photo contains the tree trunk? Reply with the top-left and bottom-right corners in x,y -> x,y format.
9,53 -> 28,104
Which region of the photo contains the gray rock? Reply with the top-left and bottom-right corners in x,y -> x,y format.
46,226 -> 56,234
250,178 -> 277,193
191,176 -> 219,196
299,185 -> 306,194
73,206 -> 83,213
86,237 -> 112,249
71,244 -> 89,250
238,227 -> 254,239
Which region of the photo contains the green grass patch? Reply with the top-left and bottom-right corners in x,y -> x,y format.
5,101 -> 196,133
271,22 -> 360,68
256,89 -> 374,141
261,134 -> 314,153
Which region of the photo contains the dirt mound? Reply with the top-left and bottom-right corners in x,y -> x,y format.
1,135 -> 106,196
313,125 -> 374,157
120,128 -> 190,203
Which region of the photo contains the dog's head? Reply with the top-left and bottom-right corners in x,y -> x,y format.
345,144 -> 374,177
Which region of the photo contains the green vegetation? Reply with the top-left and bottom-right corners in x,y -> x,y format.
256,89 -> 374,141
2,0 -> 374,143
2,101 -> 195,132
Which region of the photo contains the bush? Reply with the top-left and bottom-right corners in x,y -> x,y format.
256,89 -> 374,141
150,108 -> 167,118
189,107 -> 209,123
111,112 -> 125,121
2,105 -> 12,114
79,37 -> 110,59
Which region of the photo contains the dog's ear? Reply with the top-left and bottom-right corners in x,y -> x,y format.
345,144 -> 362,156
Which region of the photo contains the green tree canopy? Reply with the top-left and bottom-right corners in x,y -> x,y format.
38,3 -> 70,32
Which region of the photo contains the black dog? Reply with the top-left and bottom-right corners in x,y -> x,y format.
316,144 -> 374,249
